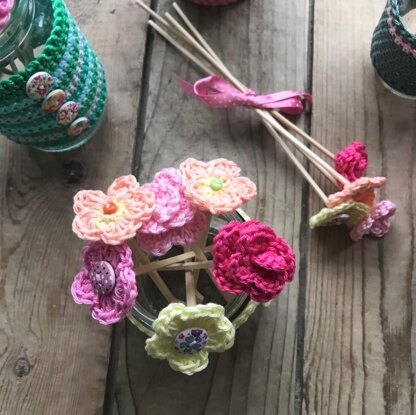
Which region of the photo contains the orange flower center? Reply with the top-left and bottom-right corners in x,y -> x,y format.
103,201 -> 118,215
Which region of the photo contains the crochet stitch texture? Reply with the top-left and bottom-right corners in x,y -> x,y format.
0,0 -> 107,150
334,142 -> 368,184
136,168 -> 206,255
371,0 -> 416,96
71,241 -> 137,324
212,220 -> 295,302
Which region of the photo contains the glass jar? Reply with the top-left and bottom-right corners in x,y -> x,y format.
0,0 -> 107,151
128,209 -> 259,336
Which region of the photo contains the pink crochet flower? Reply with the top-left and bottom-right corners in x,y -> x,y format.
71,241 -> 137,325
136,168 -> 206,256
212,220 -> 296,302
137,211 -> 207,256
350,200 -> 396,241
0,0 -> 14,32
180,158 -> 257,215
334,141 -> 368,184
327,177 -> 386,208
72,175 -> 155,245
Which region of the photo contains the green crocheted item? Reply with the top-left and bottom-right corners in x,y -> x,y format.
309,201 -> 370,229
371,0 -> 416,96
145,303 -> 236,375
0,0 -> 107,151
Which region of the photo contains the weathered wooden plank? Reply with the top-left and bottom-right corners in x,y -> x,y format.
303,0 -> 415,413
0,1 -> 149,413
115,0 -> 310,413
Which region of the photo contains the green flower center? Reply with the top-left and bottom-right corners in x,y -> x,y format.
209,178 -> 224,191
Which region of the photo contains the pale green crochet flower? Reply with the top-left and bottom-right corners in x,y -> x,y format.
145,303 -> 235,375
309,201 -> 370,229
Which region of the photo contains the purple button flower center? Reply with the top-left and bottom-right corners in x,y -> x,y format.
89,261 -> 116,295
174,327 -> 209,355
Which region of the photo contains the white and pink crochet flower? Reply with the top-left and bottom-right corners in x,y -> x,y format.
136,168 -> 206,256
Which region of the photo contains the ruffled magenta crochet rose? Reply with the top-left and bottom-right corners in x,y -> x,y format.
0,0 -> 14,32
212,220 -> 296,302
71,241 -> 137,324
334,141 -> 368,184
350,200 -> 396,241
137,168 -> 206,256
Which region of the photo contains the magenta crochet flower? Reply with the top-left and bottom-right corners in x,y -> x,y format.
137,168 -> 206,256
212,220 -> 296,302
334,141 -> 368,184
350,200 -> 396,241
0,0 -> 14,32
71,241 -> 137,325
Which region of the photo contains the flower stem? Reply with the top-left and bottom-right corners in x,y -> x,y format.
127,239 -> 184,304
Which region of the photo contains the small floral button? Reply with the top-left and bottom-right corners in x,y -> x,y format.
68,117 -> 89,137
174,328 -> 209,354
89,261 -> 116,295
326,213 -> 350,226
42,89 -> 66,113
26,72 -> 53,99
57,101 -> 79,126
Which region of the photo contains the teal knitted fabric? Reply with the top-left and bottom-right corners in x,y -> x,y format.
0,0 -> 107,151
371,0 -> 416,97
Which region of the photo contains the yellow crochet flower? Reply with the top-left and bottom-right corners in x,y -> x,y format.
145,303 -> 235,376
309,201 -> 370,229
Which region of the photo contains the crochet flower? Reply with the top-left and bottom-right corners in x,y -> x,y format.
0,0 -> 14,32
145,303 -> 235,375
137,212 -> 206,256
327,177 -> 386,208
136,168 -> 206,256
309,201 -> 370,229
180,158 -> 257,215
71,241 -> 137,325
350,200 -> 396,241
72,175 -> 155,245
334,141 -> 368,184
212,220 -> 296,302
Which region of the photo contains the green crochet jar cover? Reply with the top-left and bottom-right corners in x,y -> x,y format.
371,0 -> 416,97
0,0 -> 107,151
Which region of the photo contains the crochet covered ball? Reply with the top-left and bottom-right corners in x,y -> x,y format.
212,220 -> 295,302
334,141 -> 368,184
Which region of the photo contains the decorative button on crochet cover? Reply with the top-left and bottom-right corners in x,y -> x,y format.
0,0 -> 107,151
71,158 -> 296,375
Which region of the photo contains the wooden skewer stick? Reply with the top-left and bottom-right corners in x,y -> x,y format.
170,3 -> 335,159
167,5 -> 341,178
142,7 -> 346,186
271,110 -> 335,159
134,250 -> 198,275
158,260 -> 213,272
263,120 -> 329,204
184,247 -> 197,306
127,240 -> 183,304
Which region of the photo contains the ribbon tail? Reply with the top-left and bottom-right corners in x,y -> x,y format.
177,76 -> 199,100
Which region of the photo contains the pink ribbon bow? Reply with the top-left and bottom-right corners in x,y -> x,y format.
177,75 -> 312,115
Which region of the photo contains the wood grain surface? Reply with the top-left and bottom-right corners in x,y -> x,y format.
113,0 -> 310,414
0,0 -> 148,413
303,0 -> 416,414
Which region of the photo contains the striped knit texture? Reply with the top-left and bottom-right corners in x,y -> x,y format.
371,0 -> 416,96
0,0 -> 107,151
